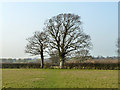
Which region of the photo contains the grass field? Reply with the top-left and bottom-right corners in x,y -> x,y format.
2,69 -> 118,88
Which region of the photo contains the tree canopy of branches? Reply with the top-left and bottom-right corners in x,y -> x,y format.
25,31 -> 48,68
44,13 -> 92,68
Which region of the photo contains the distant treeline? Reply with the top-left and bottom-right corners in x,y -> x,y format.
0,56 -> 118,63
1,58 -> 41,63
2,62 -> 119,70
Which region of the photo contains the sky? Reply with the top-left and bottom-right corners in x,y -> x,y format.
0,2 -> 118,58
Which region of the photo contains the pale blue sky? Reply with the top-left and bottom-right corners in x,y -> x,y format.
1,2 -> 118,58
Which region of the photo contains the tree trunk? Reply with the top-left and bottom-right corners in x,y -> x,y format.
40,46 -> 44,68
59,56 -> 65,69
41,54 -> 44,68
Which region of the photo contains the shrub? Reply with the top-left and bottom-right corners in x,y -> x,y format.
2,62 -> 119,70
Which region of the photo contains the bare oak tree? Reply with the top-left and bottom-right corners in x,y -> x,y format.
44,13 -> 92,68
25,31 -> 48,68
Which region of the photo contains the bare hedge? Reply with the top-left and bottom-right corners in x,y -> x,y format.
2,62 -> 119,70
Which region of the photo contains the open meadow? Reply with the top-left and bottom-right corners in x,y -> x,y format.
2,69 -> 118,88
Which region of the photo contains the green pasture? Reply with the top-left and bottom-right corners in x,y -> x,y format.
2,69 -> 118,88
